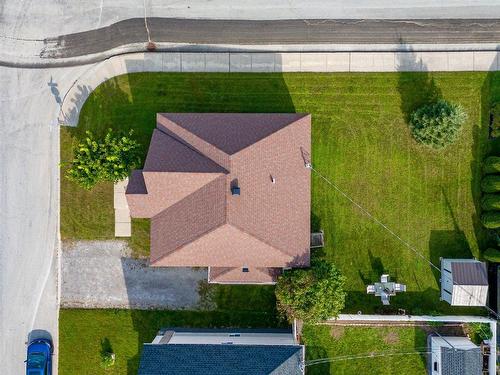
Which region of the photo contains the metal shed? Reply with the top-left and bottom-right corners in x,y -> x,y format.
440,259 -> 489,306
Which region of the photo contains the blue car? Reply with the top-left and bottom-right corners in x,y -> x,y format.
26,338 -> 52,375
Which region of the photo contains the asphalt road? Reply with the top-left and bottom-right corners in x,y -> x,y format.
42,18 -> 500,59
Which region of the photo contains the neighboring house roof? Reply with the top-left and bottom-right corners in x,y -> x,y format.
441,347 -> 482,375
138,344 -> 304,375
126,113 -> 311,281
451,262 -> 488,286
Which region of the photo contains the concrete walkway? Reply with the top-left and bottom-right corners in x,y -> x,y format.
61,240 -> 207,309
59,50 -> 500,127
114,178 -> 131,237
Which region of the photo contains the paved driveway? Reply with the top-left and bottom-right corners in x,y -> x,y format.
61,241 -> 207,309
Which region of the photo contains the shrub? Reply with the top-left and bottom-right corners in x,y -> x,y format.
275,260 -> 346,323
484,248 -> 500,263
481,211 -> 500,228
65,129 -> 141,190
464,323 -> 492,345
484,156 -> 500,174
100,338 -> 115,368
409,100 -> 467,149
481,194 -> 500,210
481,175 -> 500,193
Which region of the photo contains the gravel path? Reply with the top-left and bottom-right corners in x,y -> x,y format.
61,240 -> 207,309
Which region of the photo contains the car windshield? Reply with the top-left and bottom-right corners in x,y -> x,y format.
27,352 -> 45,368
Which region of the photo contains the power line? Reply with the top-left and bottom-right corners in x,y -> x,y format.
308,164 -> 500,320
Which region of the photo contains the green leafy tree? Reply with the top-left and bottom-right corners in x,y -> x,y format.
481,211 -> 500,228
483,248 -> 500,263
481,194 -> 500,210
481,175 -> 500,193
484,156 -> 500,174
275,260 -> 346,323
66,129 -> 141,190
409,100 -> 467,149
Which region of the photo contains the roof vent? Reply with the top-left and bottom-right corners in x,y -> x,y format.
242,267 -> 249,273
231,186 -> 240,196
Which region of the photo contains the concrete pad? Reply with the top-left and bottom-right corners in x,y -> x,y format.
275,53 -> 301,72
204,53 -> 230,72
114,192 -> 128,209
229,53 -> 252,72
143,53 -> 163,72
448,52 -> 474,71
473,51 -> 499,71
300,53 -> 328,72
181,53 -> 206,72
418,52 -> 449,71
61,241 -> 206,309
115,208 -> 131,223
251,53 -> 275,72
350,52 -> 395,72
123,54 -> 145,73
395,52 -> 423,72
114,178 -> 128,193
326,53 -> 350,72
162,53 -> 182,72
115,222 -> 131,237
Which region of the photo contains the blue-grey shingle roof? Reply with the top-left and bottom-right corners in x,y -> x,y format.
441,347 -> 482,375
138,344 -> 303,375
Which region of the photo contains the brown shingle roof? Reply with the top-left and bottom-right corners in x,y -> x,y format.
208,267 -> 282,284
126,113 -> 311,281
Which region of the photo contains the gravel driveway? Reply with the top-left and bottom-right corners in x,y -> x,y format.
61,240 -> 207,309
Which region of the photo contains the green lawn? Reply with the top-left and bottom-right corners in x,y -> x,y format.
61,71 -> 500,313
59,307 -> 283,375
301,324 -> 428,375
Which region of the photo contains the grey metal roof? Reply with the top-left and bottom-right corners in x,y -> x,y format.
451,262 -> 488,285
138,344 -> 303,375
441,347 -> 482,375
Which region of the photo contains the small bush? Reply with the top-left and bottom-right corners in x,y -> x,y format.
481,175 -> 500,193
481,194 -> 500,210
481,211 -> 500,228
409,100 -> 467,149
65,129 -> 141,190
484,156 -> 500,174
484,248 -> 500,263
100,338 -> 115,369
465,323 -> 492,345
275,260 -> 346,323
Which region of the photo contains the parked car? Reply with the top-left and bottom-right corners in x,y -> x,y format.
26,338 -> 52,375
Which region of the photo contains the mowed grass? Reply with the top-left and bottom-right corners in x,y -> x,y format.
301,324 -> 428,375
60,71 -> 500,313
59,307 -> 283,375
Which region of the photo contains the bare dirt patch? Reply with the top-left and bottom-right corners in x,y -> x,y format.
330,325 -> 345,339
384,330 -> 400,345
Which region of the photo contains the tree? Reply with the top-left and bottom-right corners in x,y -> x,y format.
484,156 -> 500,174
481,175 -> 500,193
481,211 -> 500,228
409,100 -> 467,149
483,248 -> 500,263
65,129 -> 141,190
481,194 -> 500,211
275,260 -> 346,323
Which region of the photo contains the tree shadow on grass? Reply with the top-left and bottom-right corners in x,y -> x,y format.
396,42 -> 442,124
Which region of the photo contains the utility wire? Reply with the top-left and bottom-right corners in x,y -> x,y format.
308,164 -> 500,320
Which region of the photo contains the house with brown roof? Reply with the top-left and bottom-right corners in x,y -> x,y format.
126,113 -> 311,284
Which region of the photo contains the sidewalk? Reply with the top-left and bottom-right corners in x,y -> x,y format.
59,50 -> 500,127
